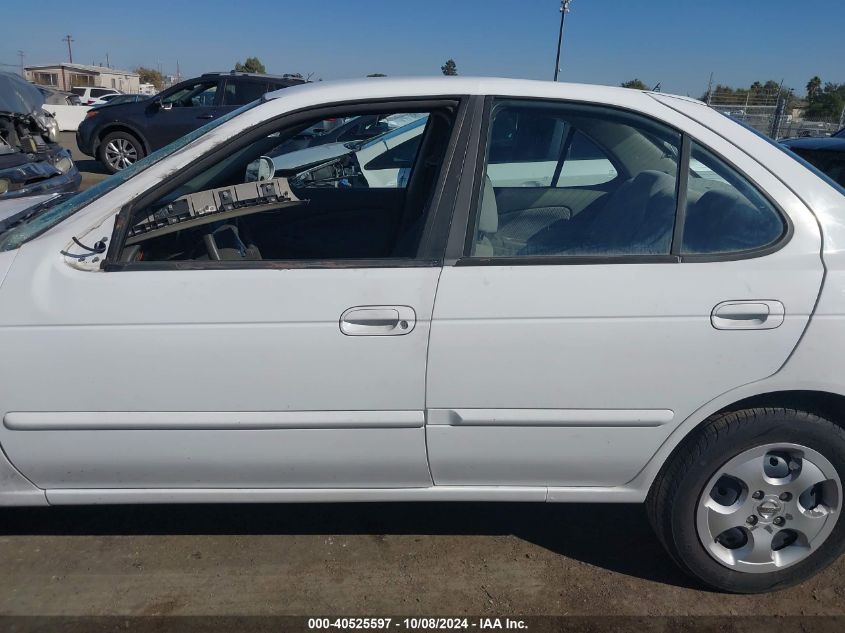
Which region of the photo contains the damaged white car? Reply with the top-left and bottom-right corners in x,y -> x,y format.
0,78 -> 844,594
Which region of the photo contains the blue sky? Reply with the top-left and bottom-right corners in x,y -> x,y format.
1,0 -> 843,97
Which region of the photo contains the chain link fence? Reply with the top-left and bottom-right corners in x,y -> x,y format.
708,90 -> 844,140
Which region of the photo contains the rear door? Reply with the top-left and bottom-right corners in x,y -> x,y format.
426,97 -> 823,489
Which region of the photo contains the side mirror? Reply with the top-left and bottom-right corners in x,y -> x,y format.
245,156 -> 274,182
153,98 -> 172,111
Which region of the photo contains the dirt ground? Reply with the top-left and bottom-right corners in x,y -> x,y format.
2,135 -> 840,621
1,502 -> 843,617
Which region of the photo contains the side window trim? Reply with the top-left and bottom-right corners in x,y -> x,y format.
455,96 -> 684,264
450,96 -> 792,267
678,138 -> 793,263
103,97 -> 468,271
669,133 -> 692,256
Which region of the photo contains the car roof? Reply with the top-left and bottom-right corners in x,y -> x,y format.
201,71 -> 306,83
262,76 -> 684,106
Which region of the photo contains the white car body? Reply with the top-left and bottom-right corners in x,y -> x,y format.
0,77 -> 842,510
70,87 -> 122,107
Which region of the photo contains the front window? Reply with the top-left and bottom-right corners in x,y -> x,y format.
115,107 -> 455,264
162,81 -> 218,108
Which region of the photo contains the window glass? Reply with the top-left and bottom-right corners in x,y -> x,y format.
119,109 -> 453,263
555,131 -> 618,187
682,143 -> 785,255
471,100 -> 681,258
162,81 -> 217,107
223,81 -> 267,106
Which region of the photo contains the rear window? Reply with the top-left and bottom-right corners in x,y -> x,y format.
222,80 -> 268,106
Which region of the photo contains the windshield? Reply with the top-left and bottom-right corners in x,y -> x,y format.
0,101 -> 259,252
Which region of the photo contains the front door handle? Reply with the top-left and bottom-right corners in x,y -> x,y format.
340,306 -> 416,336
711,300 -> 785,330
197,114 -> 215,120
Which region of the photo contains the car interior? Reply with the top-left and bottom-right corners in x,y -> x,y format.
473,102 -> 784,258
119,107 -> 456,263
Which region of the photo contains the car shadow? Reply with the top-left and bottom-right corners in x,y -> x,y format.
0,502 -> 698,589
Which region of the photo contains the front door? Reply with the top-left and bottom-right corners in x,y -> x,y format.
0,100 -> 464,490
426,98 -> 823,488
146,78 -> 222,149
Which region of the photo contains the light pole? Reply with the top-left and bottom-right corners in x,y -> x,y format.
553,0 -> 572,82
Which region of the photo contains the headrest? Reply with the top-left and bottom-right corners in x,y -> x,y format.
478,175 -> 498,234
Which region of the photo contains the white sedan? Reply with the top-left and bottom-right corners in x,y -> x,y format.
0,77 -> 843,594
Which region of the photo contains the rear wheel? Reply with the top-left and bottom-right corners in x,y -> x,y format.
647,408 -> 845,593
98,131 -> 145,174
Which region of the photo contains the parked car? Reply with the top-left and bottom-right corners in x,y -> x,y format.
70,86 -> 122,106
781,128 -> 845,187
0,72 -> 80,199
96,93 -> 149,107
36,86 -> 82,106
76,71 -> 306,173
2,78 -> 845,594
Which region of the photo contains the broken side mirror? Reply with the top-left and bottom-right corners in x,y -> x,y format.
245,156 -> 274,182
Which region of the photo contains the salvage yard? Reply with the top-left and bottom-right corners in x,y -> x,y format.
1,502 -> 843,616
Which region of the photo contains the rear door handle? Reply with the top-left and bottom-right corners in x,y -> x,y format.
340,306 -> 416,336
711,300 -> 785,330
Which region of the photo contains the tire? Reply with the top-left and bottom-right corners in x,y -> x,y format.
646,407 -> 845,593
98,130 -> 146,174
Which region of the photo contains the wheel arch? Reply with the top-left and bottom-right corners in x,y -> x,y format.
634,386 -> 845,499
97,123 -> 150,155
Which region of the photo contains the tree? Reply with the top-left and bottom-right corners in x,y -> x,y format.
807,76 -> 822,102
806,82 -> 845,120
234,57 -> 266,74
135,66 -> 164,91
441,59 -> 458,76
620,78 -> 649,90
367,73 -> 387,77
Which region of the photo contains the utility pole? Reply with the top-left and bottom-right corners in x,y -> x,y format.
705,72 -> 714,105
553,0 -> 572,82
62,35 -> 74,64
17,50 -> 24,77
106,52 -> 110,69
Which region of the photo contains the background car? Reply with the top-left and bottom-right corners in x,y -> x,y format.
0,72 -> 80,200
96,93 -> 149,107
35,86 -> 82,106
781,128 -> 845,187
70,86 -> 122,106
76,71 -> 306,173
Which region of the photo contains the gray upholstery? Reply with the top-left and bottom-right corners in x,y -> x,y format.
521,169 -> 677,256
683,188 -> 782,254
584,169 -> 676,253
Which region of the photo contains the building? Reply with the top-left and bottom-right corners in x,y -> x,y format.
24,63 -> 140,93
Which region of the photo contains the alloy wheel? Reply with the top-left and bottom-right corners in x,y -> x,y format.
696,442 -> 841,573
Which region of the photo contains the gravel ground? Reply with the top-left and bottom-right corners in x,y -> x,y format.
2,133 -> 840,621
